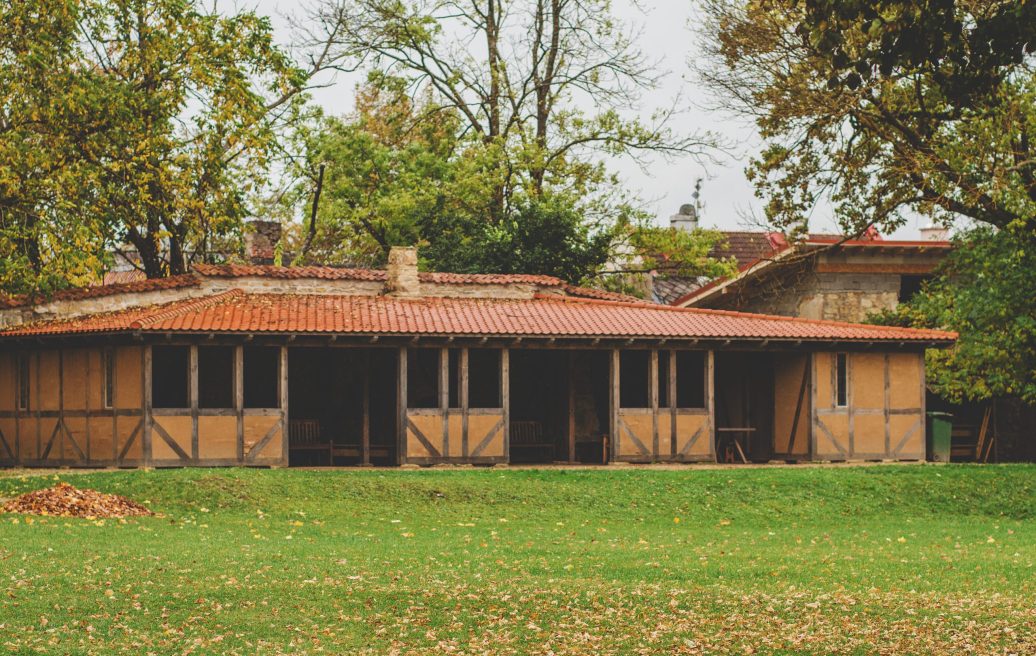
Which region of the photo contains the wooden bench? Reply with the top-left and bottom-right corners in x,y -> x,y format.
289,419 -> 331,464
509,421 -> 554,459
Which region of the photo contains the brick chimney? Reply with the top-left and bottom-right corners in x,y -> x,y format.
244,220 -> 282,264
386,246 -> 420,296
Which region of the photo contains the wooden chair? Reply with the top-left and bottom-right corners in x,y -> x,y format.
509,421 -> 554,459
289,419 -> 331,465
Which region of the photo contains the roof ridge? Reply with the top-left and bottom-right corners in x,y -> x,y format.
129,289 -> 244,329
0,274 -> 201,309
532,292 -> 956,339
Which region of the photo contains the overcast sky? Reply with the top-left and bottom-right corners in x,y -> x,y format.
254,0 -> 923,238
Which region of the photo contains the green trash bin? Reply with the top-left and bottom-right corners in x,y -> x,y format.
927,412 -> 953,462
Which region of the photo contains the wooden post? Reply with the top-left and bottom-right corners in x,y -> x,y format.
501,347 -> 510,463
143,345 -> 153,466
361,350 -> 371,466
920,352 -> 927,461
235,345 -> 244,463
567,351 -> 576,463
58,349 -> 64,461
649,349 -> 659,461
280,345 -> 289,466
440,347 -> 449,460
460,348 -> 469,458
610,349 -> 620,463
883,353 -> 891,458
110,348 -> 118,462
397,346 -> 407,465
809,351 -> 818,461
846,353 -> 854,458
707,350 -> 716,461
668,350 -> 677,459
189,345 -> 199,462
35,351 -> 41,462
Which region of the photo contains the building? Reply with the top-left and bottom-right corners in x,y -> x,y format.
669,232 -> 951,319
661,217 -> 1034,462
0,247 -> 954,468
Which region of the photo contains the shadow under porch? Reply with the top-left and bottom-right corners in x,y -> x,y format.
287,348 -> 398,466
508,350 -> 610,464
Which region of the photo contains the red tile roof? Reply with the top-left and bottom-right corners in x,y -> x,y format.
0,275 -> 200,309
0,289 -> 956,343
193,263 -> 566,287
671,234 -> 953,307
101,270 -> 148,286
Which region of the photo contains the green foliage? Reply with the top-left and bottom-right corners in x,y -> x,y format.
704,0 -> 1036,400
0,0 -> 307,291
702,0 -> 1036,237
291,75 -> 726,284
420,196 -> 615,282
873,226 -> 1036,404
1,466 -> 1035,652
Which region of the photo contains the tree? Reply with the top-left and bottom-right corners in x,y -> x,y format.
0,1 -> 112,293
305,0 -> 714,219
286,1 -> 728,285
286,74 -> 734,285
0,0 -> 335,290
698,0 -> 1036,238
874,226 -> 1036,404
699,0 -> 1036,402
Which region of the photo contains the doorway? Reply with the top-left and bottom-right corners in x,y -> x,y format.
287,348 -> 398,466
714,352 -> 774,462
508,349 -> 610,463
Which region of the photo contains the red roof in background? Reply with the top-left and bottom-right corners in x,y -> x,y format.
2,265 -> 639,310
0,289 -> 956,343
193,263 -> 566,287
670,232 -> 954,307
101,270 -> 148,286
0,275 -> 200,309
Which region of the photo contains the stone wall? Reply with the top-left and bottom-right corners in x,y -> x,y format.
699,259 -> 907,323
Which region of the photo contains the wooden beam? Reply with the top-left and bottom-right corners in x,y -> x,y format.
280,345 -> 289,466
362,350 -> 371,466
501,348 -> 510,462
189,345 -> 199,461
235,345 -> 244,463
707,350 -> 716,461
143,345 -> 152,466
397,346 -> 407,465
668,349 -> 677,458
567,351 -> 576,463
460,348 -> 469,459
610,349 -> 620,463
650,349 -> 659,460
440,347 -> 449,460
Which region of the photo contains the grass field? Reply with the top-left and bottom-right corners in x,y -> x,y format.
0,465 -> 1034,655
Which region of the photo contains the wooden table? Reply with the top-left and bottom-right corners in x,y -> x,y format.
716,427 -> 756,463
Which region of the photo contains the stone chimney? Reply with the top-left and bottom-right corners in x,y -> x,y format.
244,220 -> 282,264
386,246 -> 420,296
670,177 -> 703,232
920,224 -> 950,242
669,203 -> 699,232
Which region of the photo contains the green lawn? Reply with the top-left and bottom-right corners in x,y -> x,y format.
0,465 -> 1034,655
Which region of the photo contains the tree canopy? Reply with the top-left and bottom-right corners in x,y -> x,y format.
1,0 -> 321,291
700,0 -> 1036,238
700,0 -> 1036,403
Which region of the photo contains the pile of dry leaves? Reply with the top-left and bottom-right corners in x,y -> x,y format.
1,482 -> 153,518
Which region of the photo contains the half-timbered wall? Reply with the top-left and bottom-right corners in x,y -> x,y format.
812,351 -> 925,460
772,353 -> 811,460
149,345 -> 287,467
612,349 -> 715,463
0,346 -> 145,467
401,347 -> 508,465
